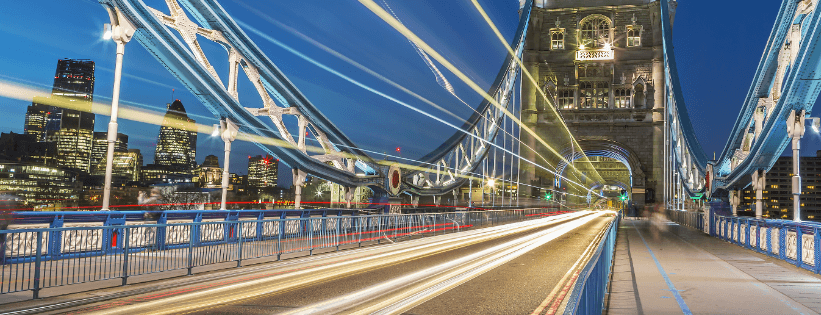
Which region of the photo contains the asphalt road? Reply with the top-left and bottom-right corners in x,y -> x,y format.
59,211 -> 612,315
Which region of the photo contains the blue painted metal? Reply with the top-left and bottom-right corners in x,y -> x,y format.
563,213 -> 620,315
96,0 -> 534,196
713,0 -> 821,192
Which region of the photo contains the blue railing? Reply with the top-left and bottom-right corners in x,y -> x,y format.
0,208 -> 555,299
710,214 -> 821,273
563,212 -> 620,315
666,210 -> 705,231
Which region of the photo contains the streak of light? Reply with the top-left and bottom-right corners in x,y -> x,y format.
235,21 -> 598,194
83,212 -> 590,315
282,212 -> 604,314
357,0 -> 599,184
235,2 -> 560,175
0,77 -> 601,198
467,0 -> 605,186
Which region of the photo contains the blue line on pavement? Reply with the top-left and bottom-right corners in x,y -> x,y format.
631,220 -> 693,315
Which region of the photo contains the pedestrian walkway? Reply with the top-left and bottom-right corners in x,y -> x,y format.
607,216 -> 821,315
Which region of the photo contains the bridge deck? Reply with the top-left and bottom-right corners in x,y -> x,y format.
608,217 -> 821,315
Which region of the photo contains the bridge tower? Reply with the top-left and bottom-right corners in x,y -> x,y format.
521,0 -> 676,208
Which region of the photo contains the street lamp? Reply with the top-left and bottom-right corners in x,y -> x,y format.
220,117 -> 238,210
101,8 -> 136,211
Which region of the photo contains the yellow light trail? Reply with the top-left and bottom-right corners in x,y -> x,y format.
357,0 -> 598,187
0,79 -> 580,192
467,0 -> 604,184
235,4 -> 560,175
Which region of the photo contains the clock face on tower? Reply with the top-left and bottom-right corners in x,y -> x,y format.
388,164 -> 402,196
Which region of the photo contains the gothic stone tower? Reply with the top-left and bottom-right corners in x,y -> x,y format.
521,0 -> 676,207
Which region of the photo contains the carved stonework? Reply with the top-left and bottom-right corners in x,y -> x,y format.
802,233 -> 814,266
772,228 -> 780,255
786,230 -> 798,260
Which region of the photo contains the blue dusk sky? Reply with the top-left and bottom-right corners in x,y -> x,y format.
0,0 -> 817,187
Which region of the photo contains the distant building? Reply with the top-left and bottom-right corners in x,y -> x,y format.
141,163 -> 192,185
90,132 -> 128,172
0,162 -> 81,210
247,155 -> 278,189
41,59 -> 96,173
92,149 -> 142,184
23,100 -> 52,141
193,155 -> 222,189
739,150 -> 821,221
0,132 -> 56,165
154,100 -> 197,172
230,173 -> 248,194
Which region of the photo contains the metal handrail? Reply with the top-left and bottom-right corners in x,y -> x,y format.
0,208 -> 555,299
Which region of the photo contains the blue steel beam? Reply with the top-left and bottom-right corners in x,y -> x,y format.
713,0 -> 821,192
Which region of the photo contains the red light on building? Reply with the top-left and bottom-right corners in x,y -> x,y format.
396,147 -> 401,153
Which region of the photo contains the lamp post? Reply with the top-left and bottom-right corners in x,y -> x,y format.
219,118 -> 238,210
101,8 -> 136,211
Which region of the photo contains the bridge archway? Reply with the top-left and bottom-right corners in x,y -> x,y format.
556,139 -> 647,206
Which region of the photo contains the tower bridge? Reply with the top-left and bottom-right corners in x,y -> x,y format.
6,0 -> 821,313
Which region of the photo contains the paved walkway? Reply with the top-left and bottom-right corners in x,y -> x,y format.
607,216 -> 821,315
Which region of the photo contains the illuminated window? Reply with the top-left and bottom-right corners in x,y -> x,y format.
770,185 -> 779,189
557,89 -> 574,109
626,25 -> 642,47
579,15 -> 611,49
809,185 -> 816,189
580,81 -> 609,109
615,89 -> 631,108
551,29 -> 565,50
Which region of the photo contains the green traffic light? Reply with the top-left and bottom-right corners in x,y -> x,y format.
545,192 -> 552,200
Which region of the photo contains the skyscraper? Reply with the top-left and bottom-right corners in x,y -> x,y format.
91,132 -> 128,172
154,100 -> 197,172
41,59 -> 96,173
247,155 -> 278,188
23,98 -> 52,141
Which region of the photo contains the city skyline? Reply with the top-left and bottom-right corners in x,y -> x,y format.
2,1 -> 821,188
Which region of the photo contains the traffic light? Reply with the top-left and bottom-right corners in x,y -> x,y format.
619,189 -> 627,201
545,192 -> 552,200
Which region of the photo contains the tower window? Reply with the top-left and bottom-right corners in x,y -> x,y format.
579,81 -> 609,109
626,25 -> 642,47
557,89 -> 574,109
615,89 -> 631,108
551,30 -> 565,50
579,15 -> 611,49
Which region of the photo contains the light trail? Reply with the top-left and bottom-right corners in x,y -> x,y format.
82,212 -> 592,315
235,2 -> 562,177
234,21 -> 599,194
0,77 -> 600,198
357,0 -> 597,184
467,0 -> 605,184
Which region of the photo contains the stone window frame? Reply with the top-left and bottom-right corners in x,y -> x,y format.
578,14 -> 613,49
550,28 -> 566,50
614,87 -> 632,108
579,80 -> 610,109
626,24 -> 643,48
557,88 -> 575,109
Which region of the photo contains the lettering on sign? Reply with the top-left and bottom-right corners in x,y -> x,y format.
576,50 -> 614,61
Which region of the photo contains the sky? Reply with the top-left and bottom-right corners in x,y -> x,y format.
0,0 -> 818,188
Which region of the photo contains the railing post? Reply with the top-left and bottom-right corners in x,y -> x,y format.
336,217 -> 341,252
797,226 -> 803,267
33,231 -> 42,299
236,222 -> 243,268
308,218 -> 314,256
815,227 -> 821,274
277,219 -> 283,261
357,217 -> 362,248
122,228 -> 130,286
187,225 -> 194,276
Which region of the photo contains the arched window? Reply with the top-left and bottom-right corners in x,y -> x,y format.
626,26 -> 641,47
551,30 -> 565,50
615,89 -> 632,108
579,15 -> 611,49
